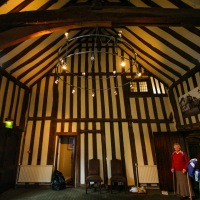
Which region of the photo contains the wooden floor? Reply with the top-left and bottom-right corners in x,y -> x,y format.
0,186 -> 199,200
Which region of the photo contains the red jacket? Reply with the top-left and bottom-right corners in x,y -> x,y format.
171,151 -> 189,171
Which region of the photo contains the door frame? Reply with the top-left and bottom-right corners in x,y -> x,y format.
55,132 -> 78,187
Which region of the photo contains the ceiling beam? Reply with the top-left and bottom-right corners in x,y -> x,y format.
1,6 -> 200,49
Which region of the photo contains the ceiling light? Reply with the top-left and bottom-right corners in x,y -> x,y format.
136,71 -> 142,77
121,60 -> 125,67
55,27 -> 139,92
72,88 -> 75,94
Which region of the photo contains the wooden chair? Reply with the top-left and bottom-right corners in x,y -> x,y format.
85,158 -> 102,194
110,158 -> 126,193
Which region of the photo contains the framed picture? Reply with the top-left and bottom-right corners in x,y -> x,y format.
68,137 -> 73,150
179,87 -> 200,118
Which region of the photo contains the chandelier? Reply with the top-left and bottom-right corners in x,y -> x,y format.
54,27 -> 142,96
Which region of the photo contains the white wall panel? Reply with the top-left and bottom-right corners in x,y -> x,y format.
160,123 -> 167,132
12,85 -> 19,117
170,123 -> 177,131
46,76 -> 54,116
133,123 -> 144,165
65,81 -> 71,119
32,121 -> 41,165
188,77 -> 194,89
122,122 -> 134,185
139,98 -> 146,119
80,134 -> 85,184
163,97 -> 173,119
80,122 -> 85,130
173,87 -> 183,125
147,97 -> 154,119
57,79 -> 63,119
191,116 -> 196,124
177,84 -> 182,96
130,98 -> 137,119
114,122 -> 120,159
81,78 -> 86,118
22,121 -> 33,165
64,123 -> 69,132
155,97 -> 163,119
151,123 -> 158,133
88,78 -> 94,118
103,77 -> 110,118
182,80 -> 188,94
118,77 -> 126,118
110,78 -> 118,118
185,118 -> 190,125
105,122 -> 112,184
88,122 -> 92,130
71,122 -> 77,132
142,123 -> 154,165
88,134 -> 93,160
16,89 -> 24,126
37,79 -> 45,117
96,78 -> 102,118
56,122 -> 61,132
97,134 -> 103,182
41,120 -> 51,165
73,76 -> 78,118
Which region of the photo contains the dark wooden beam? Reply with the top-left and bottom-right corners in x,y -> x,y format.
0,67 -> 30,90
1,6 -> 200,49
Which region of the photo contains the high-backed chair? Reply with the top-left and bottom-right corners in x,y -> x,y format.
110,158 -> 127,193
85,158 -> 102,194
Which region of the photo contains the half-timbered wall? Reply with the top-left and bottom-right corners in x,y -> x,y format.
169,68 -> 200,130
20,46 -> 177,187
0,72 -> 28,127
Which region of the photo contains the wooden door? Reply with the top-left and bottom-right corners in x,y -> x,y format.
0,127 -> 22,193
153,131 -> 186,192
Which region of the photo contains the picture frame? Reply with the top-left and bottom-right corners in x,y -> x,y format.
179,87 -> 200,118
67,137 -> 73,150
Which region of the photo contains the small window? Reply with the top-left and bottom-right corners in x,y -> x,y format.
150,77 -> 166,94
129,77 -> 166,95
130,80 -> 148,93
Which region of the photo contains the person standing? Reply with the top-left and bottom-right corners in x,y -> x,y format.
171,143 -> 195,199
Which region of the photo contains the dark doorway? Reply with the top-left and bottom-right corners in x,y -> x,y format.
185,131 -> 200,159
154,131 -> 200,194
153,131 -> 186,192
185,131 -> 200,194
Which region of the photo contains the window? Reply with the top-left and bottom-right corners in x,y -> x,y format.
130,80 -> 148,93
129,77 -> 167,95
150,77 -> 166,94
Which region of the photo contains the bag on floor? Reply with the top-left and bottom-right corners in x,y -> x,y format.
52,170 -> 65,190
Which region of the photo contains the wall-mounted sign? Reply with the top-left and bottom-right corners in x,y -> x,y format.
5,120 -> 13,128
